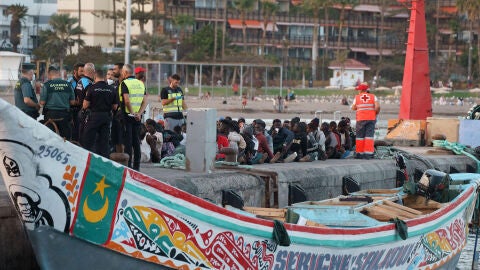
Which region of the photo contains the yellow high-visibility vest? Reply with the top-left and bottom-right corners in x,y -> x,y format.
163,91 -> 183,113
119,79 -> 145,113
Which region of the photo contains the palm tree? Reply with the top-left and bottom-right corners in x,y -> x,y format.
132,0 -> 154,33
457,0 -> 480,80
233,0 -> 256,52
260,0 -> 279,56
333,0 -> 358,55
373,0 -> 405,83
6,4 -> 28,53
302,0 -> 332,81
136,33 -> 172,60
39,14 -> 85,75
173,14 -> 195,40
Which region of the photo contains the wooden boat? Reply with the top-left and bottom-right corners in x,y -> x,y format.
0,97 -> 479,270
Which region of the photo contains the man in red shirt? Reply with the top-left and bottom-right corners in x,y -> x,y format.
351,82 -> 380,159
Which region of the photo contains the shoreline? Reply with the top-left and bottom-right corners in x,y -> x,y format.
1,92 -> 476,122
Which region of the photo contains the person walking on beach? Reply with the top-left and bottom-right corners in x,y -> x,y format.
351,82 -> 380,159
161,74 -> 186,131
14,63 -> 40,119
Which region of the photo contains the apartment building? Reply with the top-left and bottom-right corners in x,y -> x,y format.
163,0 -> 470,70
57,0 -> 165,53
0,0 -> 57,55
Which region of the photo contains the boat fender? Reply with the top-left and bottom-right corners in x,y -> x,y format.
272,220 -> 291,247
221,189 -> 244,210
288,184 -> 307,205
285,209 -> 299,224
342,176 -> 361,195
390,217 -> 408,240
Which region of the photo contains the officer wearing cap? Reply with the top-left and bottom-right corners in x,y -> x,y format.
40,66 -> 76,139
81,69 -> 118,157
14,63 -> 40,119
119,64 -> 148,171
135,67 -> 146,83
351,82 -> 380,159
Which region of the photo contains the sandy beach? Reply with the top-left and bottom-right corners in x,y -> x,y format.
1,92 -> 476,122
147,94 -> 478,122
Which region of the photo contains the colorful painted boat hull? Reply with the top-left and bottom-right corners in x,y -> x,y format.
0,97 -> 478,270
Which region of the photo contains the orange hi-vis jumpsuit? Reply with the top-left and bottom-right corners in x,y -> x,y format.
354,92 -> 377,157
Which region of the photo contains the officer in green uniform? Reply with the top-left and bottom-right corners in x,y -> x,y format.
14,63 -> 40,119
40,66 -> 76,139
119,64 -> 148,171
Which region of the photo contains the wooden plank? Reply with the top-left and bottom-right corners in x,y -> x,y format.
243,207 -> 286,218
376,204 -> 417,219
305,220 -> 328,228
403,195 -> 443,210
365,206 -> 409,222
383,200 -> 423,215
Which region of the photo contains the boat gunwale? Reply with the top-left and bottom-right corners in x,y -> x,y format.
126,167 -> 480,246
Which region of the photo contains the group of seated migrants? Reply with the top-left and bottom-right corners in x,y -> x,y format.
138,115 -> 356,165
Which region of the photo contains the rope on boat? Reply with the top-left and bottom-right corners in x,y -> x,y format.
155,154 -> 186,169
432,140 -> 480,173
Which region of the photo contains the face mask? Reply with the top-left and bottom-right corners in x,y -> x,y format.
107,79 -> 114,85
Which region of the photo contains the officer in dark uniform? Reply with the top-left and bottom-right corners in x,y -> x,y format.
110,62 -> 125,153
68,62 -> 84,89
72,62 -> 95,142
14,63 -> 40,119
119,64 -> 148,171
81,69 -> 118,157
39,66 -> 76,139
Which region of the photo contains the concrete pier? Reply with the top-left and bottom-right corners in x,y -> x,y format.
0,147 -> 477,268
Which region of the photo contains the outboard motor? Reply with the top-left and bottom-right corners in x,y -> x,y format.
416,169 -> 451,202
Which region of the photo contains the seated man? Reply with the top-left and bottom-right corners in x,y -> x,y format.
144,119 -> 163,163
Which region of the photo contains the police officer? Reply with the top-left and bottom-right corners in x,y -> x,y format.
39,66 -> 76,139
72,62 -> 95,142
160,73 -> 187,131
119,64 -> 147,171
68,62 -> 84,89
14,63 -> 40,119
110,62 -> 125,153
351,82 -> 380,159
81,69 -> 118,157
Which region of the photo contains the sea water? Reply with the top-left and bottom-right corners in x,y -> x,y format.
458,231 -> 480,269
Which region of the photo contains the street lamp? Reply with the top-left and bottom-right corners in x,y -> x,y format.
468,43 -> 473,87
322,40 -> 327,82
174,35 -> 180,74
282,36 -> 289,86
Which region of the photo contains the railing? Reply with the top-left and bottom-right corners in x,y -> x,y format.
164,2 -> 469,57
167,6 -> 405,29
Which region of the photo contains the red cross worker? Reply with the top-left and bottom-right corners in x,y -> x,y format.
351,82 -> 380,159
